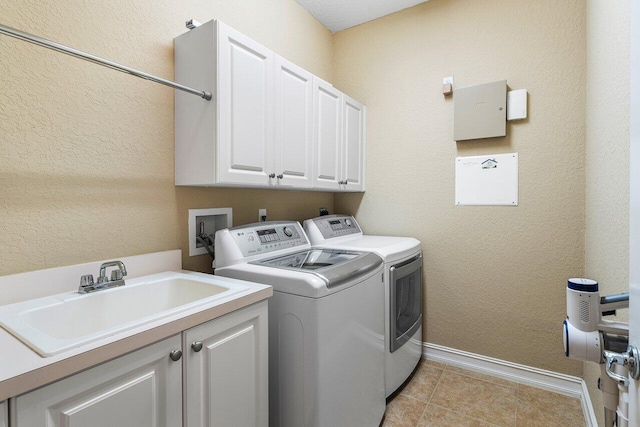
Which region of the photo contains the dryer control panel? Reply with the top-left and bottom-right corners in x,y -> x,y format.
309,215 -> 362,239
228,221 -> 308,257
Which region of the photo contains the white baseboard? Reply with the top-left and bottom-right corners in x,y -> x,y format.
423,342 -> 598,427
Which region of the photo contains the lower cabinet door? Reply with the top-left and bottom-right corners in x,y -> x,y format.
184,301 -> 268,427
0,400 -> 7,427
13,335 -> 182,427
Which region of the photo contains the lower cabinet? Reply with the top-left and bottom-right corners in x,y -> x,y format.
12,336 -> 183,427
1,400 -> 7,427
11,301 -> 268,427
184,300 -> 268,427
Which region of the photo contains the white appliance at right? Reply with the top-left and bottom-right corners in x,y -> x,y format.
304,214 -> 423,397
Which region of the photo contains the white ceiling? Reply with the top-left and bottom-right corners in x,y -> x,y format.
296,0 -> 429,33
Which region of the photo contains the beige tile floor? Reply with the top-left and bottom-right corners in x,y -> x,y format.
381,359 -> 586,427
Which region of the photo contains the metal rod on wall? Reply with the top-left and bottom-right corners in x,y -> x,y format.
0,23 -> 212,101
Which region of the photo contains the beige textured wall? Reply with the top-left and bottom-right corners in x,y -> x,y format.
334,0 -> 586,375
0,0 -> 333,276
584,1 -> 631,424
2,0 -> 624,390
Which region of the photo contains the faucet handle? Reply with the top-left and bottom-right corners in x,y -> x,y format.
118,261 -> 127,277
111,269 -> 123,281
80,274 -> 94,287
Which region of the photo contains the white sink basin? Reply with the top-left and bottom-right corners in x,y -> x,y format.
0,272 -> 249,357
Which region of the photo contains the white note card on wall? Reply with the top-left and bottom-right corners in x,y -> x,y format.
455,153 -> 518,206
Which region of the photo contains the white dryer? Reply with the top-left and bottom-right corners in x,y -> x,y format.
214,221 -> 386,427
304,214 -> 423,397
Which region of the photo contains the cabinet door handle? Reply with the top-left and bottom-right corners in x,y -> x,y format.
169,349 -> 183,361
268,173 -> 276,179
277,174 -> 284,179
191,341 -> 203,352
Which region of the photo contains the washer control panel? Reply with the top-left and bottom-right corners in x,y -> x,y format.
311,215 -> 362,239
230,221 -> 308,257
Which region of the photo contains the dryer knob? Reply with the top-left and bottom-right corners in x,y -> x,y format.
345,219 -> 352,227
283,227 -> 293,237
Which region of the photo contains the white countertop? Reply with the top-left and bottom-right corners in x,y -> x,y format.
0,251 -> 272,401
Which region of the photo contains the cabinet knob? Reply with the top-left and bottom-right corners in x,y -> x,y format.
268,173 -> 276,179
169,349 -> 183,361
277,174 -> 284,179
191,341 -> 203,352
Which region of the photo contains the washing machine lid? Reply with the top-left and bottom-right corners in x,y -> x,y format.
313,236 -> 421,264
251,249 -> 383,288
303,215 -> 422,263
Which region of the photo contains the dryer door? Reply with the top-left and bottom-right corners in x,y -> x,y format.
389,254 -> 423,353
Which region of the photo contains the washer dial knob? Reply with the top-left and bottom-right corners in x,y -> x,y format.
345,219 -> 353,227
283,226 -> 294,237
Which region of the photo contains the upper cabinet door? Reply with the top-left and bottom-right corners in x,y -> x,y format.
274,56 -> 313,188
217,22 -> 274,185
342,95 -> 366,191
312,78 -> 342,190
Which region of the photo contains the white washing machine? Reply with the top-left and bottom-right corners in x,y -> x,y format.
304,214 -> 423,397
214,221 -> 386,427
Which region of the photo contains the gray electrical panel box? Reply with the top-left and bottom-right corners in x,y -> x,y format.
454,80 -> 507,141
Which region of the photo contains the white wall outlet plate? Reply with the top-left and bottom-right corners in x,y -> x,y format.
443,76 -> 454,85
188,208 -> 233,256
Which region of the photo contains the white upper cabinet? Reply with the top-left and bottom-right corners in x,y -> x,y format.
274,56 -> 314,188
312,78 -> 343,190
175,20 -> 365,192
217,22 -> 274,186
342,94 -> 366,191
175,20 -> 274,187
312,80 -> 366,192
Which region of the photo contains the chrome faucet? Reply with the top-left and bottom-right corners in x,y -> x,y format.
78,260 -> 127,294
